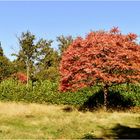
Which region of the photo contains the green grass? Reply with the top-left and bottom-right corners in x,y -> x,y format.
0,102 -> 140,139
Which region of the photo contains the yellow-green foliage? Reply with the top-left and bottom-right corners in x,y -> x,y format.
0,79 -> 140,108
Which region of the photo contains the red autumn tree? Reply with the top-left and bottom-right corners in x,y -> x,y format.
59,27 -> 140,109
13,72 -> 27,84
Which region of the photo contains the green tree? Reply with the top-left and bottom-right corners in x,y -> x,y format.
57,35 -> 73,56
0,42 -> 4,56
13,31 -> 59,83
0,43 -> 13,81
12,31 -> 36,86
35,39 -> 59,82
11,58 -> 26,74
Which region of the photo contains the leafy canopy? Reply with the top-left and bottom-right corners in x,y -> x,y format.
59,27 -> 140,92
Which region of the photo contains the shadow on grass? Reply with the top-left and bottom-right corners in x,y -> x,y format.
62,106 -> 74,112
79,89 -> 134,111
81,124 -> 140,139
78,89 -> 104,111
81,133 -> 104,139
109,124 -> 140,139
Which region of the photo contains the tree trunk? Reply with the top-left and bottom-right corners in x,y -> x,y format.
26,57 -> 29,87
103,85 -> 109,111
27,65 -> 29,87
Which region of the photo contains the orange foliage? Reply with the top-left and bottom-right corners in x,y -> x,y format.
59,27 -> 140,92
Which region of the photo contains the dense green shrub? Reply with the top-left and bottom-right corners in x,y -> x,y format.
0,79 -> 140,108
0,79 -> 100,106
110,84 -> 140,106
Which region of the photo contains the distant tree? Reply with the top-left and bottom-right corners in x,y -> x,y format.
12,58 -> 26,74
13,31 -> 59,83
12,31 -> 37,86
59,27 -> 140,110
57,35 -> 73,56
0,42 -> 4,56
35,39 -> 59,81
0,42 -> 13,81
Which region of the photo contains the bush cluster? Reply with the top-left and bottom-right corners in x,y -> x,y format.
0,79 -> 140,108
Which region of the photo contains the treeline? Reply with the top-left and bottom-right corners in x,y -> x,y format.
0,31 -> 73,83
0,28 -> 140,110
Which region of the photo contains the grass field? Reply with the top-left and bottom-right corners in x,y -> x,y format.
0,102 -> 140,139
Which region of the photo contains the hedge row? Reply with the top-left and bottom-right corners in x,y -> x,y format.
0,79 -> 140,108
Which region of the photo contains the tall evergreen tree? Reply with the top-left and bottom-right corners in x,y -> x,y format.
0,42 -> 12,81
0,42 -> 4,56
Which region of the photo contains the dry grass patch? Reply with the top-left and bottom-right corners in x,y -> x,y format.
0,102 -> 139,139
